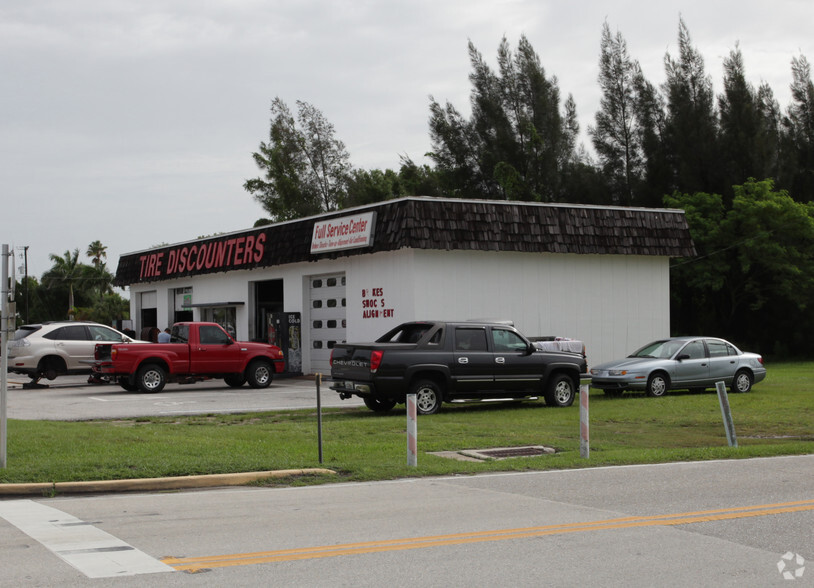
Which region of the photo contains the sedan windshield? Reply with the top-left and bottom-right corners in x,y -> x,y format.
629,340 -> 685,359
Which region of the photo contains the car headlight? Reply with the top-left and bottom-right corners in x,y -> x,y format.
590,368 -> 629,376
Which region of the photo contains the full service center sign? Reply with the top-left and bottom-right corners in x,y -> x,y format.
310,212 -> 376,253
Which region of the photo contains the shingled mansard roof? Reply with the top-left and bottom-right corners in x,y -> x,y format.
114,197 -> 697,286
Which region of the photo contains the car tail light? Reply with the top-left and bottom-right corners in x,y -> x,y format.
370,350 -> 383,373
111,348 -> 118,360
329,349 -> 334,367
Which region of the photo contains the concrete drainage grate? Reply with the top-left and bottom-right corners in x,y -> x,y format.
430,445 -> 556,462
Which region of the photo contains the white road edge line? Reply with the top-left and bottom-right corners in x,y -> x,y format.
0,500 -> 174,578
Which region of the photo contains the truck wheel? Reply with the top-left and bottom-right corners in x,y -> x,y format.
246,360 -> 273,388
363,397 -> 397,413
410,379 -> 443,415
544,374 -> 576,407
136,363 -> 166,393
224,373 -> 246,388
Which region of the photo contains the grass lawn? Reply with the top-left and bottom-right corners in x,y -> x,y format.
1,362 -> 812,486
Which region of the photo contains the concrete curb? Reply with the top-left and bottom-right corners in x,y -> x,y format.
0,468 -> 337,496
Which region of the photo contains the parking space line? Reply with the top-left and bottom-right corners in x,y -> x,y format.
0,500 -> 174,579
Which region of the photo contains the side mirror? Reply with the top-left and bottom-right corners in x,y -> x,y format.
676,353 -> 690,361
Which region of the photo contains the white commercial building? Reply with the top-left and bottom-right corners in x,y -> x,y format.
114,197 -> 695,374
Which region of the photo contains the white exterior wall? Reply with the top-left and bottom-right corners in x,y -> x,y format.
341,249 -> 417,342
409,249 -> 670,365
128,247 -> 671,371
334,248 -> 669,365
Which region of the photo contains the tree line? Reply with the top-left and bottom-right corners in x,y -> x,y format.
245,18 -> 814,357
12,241 -> 130,327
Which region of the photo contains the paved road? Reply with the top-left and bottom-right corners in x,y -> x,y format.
0,455 -> 812,586
4,374 -> 364,420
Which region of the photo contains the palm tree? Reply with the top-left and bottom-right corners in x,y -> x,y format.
86,240 -> 107,267
85,241 -> 114,301
88,263 -> 115,301
42,249 -> 84,319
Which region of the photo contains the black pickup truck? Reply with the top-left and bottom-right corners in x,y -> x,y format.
330,321 -> 587,415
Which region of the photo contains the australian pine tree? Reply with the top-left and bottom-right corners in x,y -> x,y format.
428,35 -> 580,202
662,18 -> 723,198
632,65 -> 672,207
589,22 -> 646,206
717,46 -> 782,197
780,55 -> 814,202
245,98 -> 352,221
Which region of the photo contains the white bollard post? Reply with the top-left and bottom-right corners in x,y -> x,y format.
715,381 -> 738,447
316,373 -> 323,464
579,377 -> 590,458
406,394 -> 417,467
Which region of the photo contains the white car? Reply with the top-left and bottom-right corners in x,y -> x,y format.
7,321 -> 143,385
590,336 -> 767,397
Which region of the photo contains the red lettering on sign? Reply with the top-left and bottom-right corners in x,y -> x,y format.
204,242 -> 218,269
234,238 -> 245,264
243,235 -> 255,264
178,247 -> 188,272
133,230 -> 268,282
166,249 -> 177,273
254,232 -> 266,262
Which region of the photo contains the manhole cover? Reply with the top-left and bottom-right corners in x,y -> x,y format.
478,447 -> 548,458
449,445 -> 556,461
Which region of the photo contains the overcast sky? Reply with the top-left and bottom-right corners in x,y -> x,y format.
2,0 -> 813,282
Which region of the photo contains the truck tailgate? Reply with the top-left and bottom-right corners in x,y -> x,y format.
330,342 -> 417,381
330,345 -> 374,381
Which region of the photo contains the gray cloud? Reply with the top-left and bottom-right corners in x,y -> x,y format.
1,0 -> 812,280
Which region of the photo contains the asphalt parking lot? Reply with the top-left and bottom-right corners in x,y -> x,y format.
3,373 -> 364,420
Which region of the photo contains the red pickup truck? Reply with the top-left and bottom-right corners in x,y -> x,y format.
93,322 -> 285,393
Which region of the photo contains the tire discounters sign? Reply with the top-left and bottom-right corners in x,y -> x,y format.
311,212 -> 376,254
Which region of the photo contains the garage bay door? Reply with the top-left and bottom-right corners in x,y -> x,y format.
309,273 -> 346,375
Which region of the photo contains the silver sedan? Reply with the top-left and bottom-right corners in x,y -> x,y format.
590,337 -> 767,397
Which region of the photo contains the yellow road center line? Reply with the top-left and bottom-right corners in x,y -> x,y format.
163,498 -> 814,571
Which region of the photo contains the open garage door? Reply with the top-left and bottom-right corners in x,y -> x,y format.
309,273 -> 346,374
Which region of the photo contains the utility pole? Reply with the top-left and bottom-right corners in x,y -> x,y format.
22,246 -> 29,324
1,244 -> 11,467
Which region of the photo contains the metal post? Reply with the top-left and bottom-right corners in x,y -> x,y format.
316,374 -> 323,464
579,377 -> 591,458
715,381 -> 738,447
23,246 -> 29,324
406,394 -> 417,467
1,244 -> 9,468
